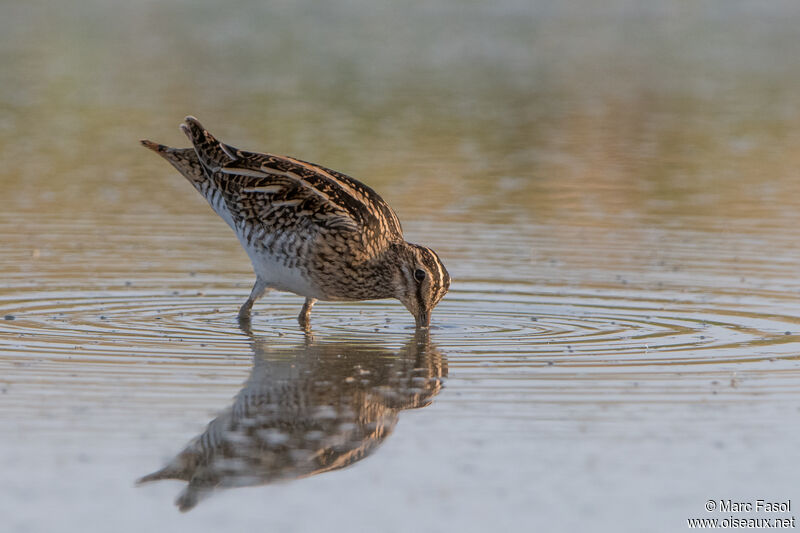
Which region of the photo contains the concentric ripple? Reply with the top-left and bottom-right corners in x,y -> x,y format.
3,279 -> 799,368
3,213 -> 800,434
434,282 -> 800,365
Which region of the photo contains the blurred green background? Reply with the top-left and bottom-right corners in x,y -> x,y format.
3,0 -> 800,230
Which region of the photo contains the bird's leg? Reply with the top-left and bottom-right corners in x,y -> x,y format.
298,297 -> 317,330
238,277 -> 269,320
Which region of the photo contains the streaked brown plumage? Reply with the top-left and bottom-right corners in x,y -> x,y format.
142,116 -> 449,328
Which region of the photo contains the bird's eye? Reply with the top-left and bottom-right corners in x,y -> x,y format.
414,269 -> 426,282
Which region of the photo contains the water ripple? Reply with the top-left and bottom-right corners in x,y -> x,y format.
2,280 -> 799,369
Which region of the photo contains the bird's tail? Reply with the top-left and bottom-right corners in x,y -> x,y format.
140,140 -> 207,186
180,116 -> 237,171
136,462 -> 187,485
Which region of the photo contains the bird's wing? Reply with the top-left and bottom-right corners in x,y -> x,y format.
215,152 -> 361,234
217,148 -> 404,240
180,116 -> 404,248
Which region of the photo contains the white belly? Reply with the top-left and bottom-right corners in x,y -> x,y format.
218,205 -> 320,299
239,236 -> 318,298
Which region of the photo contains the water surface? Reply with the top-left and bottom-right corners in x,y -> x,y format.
3,1 -> 800,531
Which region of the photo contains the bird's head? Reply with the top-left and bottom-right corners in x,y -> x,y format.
392,242 -> 450,328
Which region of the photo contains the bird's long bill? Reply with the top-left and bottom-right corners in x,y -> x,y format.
415,308 -> 431,328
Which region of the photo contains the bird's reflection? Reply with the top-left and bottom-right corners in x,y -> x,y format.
138,322 -> 447,511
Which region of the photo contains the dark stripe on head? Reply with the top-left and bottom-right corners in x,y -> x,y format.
416,274 -> 425,315
412,244 -> 449,305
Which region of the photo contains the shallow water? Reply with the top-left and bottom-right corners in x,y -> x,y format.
3,1 -> 800,532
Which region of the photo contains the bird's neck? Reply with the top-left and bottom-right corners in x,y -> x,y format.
363,241 -> 410,300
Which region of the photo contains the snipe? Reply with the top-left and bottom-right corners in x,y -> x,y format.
142,117 -> 449,329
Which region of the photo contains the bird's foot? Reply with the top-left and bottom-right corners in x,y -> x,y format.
238,300 -> 253,320
297,297 -> 317,331
297,312 -> 311,331
237,313 -> 254,336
